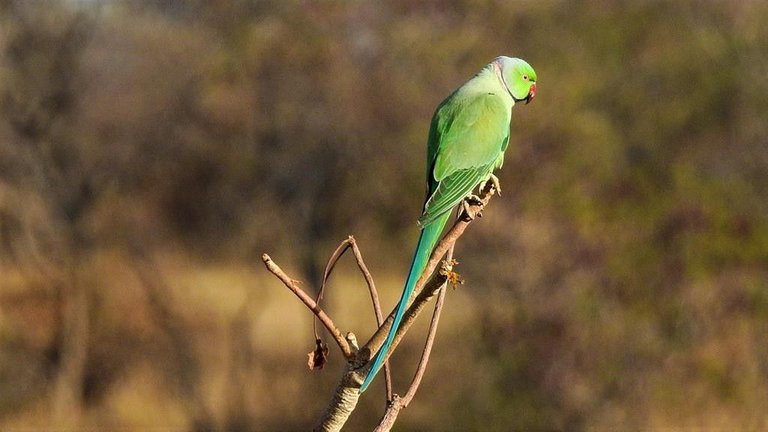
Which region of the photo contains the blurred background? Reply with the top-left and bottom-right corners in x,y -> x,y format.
1,0 -> 767,430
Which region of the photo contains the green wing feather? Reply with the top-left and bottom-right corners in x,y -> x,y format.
422,92 -> 510,224
418,167 -> 492,226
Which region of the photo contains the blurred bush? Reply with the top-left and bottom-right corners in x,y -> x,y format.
0,0 -> 767,430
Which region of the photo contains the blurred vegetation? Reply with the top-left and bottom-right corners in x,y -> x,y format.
1,0 -> 767,430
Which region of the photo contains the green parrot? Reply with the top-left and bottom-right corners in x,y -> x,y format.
359,56 -> 537,393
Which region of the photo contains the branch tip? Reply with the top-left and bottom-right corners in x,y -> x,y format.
261,253 -> 353,359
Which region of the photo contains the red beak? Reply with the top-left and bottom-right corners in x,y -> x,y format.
526,83 -> 537,104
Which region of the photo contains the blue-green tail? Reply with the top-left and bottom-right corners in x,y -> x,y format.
359,212 -> 451,393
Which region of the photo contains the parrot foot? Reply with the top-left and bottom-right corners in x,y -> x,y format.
487,173 -> 501,196
465,194 -> 484,206
461,198 -> 483,220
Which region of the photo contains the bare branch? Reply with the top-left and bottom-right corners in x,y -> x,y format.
348,237 -> 382,322
347,236 -> 394,401
286,180 -> 498,432
316,236 -> 393,397
314,238 -> 352,340
318,238 -> 351,303
373,245 -> 454,432
312,259 -> 454,432
317,236 -> 382,320
313,373 -> 362,432
261,254 -> 354,359
358,182 -> 496,369
403,244 -> 453,404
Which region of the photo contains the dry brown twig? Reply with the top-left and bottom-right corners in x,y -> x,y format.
261,180 -> 498,432
373,244 -> 456,432
261,255 -> 354,359
314,237 -> 393,397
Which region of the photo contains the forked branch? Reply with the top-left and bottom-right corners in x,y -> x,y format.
317,236 -> 393,398
262,179 -> 498,432
262,254 -> 354,359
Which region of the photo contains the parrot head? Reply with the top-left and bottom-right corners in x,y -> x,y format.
495,56 -> 537,105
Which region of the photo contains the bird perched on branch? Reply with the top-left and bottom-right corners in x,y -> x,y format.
360,56 -> 537,393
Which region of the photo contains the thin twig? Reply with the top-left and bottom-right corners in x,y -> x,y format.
403,282 -> 446,402
316,237 -> 384,334
262,254 -> 353,359
316,236 -> 393,397
348,237 -> 393,401
403,243 -> 453,404
373,245 -> 455,432
315,240 -> 351,340
348,237 -> 379,304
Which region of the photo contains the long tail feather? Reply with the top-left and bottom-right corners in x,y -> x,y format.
359,212 -> 451,393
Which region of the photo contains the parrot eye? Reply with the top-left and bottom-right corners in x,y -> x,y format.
522,74 -> 529,81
